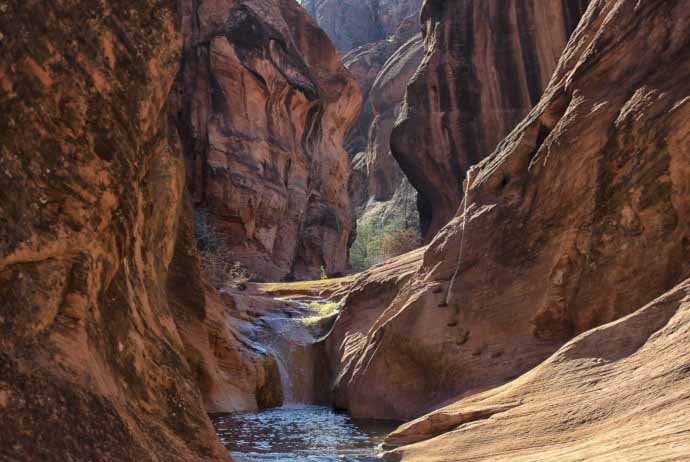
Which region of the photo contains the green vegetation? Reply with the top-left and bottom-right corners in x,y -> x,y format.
349,216 -> 421,272
301,300 -> 342,325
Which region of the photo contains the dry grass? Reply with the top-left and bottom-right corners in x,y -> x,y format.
254,275 -> 354,292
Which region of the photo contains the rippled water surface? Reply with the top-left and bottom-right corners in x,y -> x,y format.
212,405 -> 398,462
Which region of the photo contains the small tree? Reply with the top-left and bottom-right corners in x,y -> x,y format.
349,216 -> 420,271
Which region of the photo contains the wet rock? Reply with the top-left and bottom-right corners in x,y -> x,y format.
228,293 -> 338,405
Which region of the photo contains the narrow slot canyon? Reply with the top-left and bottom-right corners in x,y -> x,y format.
1,0 -> 689,462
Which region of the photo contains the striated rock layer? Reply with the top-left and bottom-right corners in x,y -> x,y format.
0,0 -> 232,460
328,0 -> 690,423
392,0 -> 589,240
173,0 -> 362,281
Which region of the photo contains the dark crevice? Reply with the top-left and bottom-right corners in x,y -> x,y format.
529,123 -> 552,166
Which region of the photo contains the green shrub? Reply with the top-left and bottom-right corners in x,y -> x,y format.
349,216 -> 420,272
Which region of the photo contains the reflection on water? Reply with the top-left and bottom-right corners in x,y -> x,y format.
212,405 -> 398,462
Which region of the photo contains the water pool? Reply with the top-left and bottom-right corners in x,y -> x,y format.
212,405 -> 398,462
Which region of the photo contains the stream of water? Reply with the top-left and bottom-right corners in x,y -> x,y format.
213,300 -> 396,461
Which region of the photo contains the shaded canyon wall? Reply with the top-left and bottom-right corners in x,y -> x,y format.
302,0 -> 426,265
173,0 -> 362,281
391,0 -> 590,240
0,0 -> 232,460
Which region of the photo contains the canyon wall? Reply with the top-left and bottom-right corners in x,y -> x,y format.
348,35 -> 423,234
173,0 -> 361,281
0,0 -> 343,459
303,0 -> 425,266
391,0 -> 589,240
341,14 -> 421,157
0,1 -> 231,460
165,197 -> 284,414
328,0 -> 690,427
301,0 -> 423,54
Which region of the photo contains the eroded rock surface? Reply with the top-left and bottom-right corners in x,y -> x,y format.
383,278 -> 690,461
329,0 -> 690,422
0,1 -> 231,460
173,0 -> 362,281
392,0 -> 589,240
301,0 -> 423,54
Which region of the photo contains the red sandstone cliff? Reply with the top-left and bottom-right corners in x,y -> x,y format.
327,0 -> 690,433
391,0 -> 589,240
2,0 -> 689,460
0,1 -> 230,460
173,0 -> 362,281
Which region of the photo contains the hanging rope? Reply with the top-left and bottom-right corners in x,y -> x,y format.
444,168 -> 474,307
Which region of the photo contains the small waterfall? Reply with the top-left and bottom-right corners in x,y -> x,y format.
253,300 -> 338,405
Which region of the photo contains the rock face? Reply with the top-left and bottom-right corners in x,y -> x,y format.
342,15 -> 421,157
328,0 -> 690,422
391,0 -> 589,240
383,278 -> 690,461
326,247 -> 425,398
301,0 -> 423,54
303,0 -> 425,262
173,0 -> 362,281
166,198 -> 284,413
0,1 -> 231,460
349,35 -> 423,224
